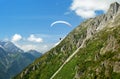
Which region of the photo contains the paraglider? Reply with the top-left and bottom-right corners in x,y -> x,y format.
50,20 -> 72,44
59,38 -> 62,40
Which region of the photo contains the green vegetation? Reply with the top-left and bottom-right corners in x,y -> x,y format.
54,25 -> 120,79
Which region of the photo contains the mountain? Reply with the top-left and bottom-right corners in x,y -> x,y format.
0,41 -> 23,53
0,45 -> 7,58
14,2 -> 120,79
26,50 -> 42,58
0,41 -> 42,79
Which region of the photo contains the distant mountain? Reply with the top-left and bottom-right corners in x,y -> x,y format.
0,41 -> 23,53
0,41 -> 42,79
14,2 -> 120,79
0,45 -> 7,58
26,50 -> 42,58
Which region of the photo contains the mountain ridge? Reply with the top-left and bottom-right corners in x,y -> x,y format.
0,41 -> 23,53
25,50 -> 42,58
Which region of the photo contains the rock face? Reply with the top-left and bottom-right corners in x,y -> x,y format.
14,2 -> 120,79
86,2 -> 120,37
108,2 -> 120,15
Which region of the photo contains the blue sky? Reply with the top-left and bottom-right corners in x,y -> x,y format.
0,0 -> 81,37
0,0 -> 119,53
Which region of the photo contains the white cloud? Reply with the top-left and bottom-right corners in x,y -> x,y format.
11,34 -> 63,53
70,0 -> 120,18
20,44 -> 37,51
28,34 -> 43,43
12,34 -> 22,42
19,44 -> 53,53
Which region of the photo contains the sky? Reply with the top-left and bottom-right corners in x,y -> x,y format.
0,0 -> 120,53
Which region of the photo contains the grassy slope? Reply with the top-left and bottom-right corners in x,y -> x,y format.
54,25 -> 120,79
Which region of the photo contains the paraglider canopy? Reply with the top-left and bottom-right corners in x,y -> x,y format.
50,20 -> 72,27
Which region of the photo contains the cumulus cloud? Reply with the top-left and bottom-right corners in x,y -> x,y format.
11,34 -> 63,53
28,34 -> 43,43
12,34 -> 22,42
20,44 -> 37,51
70,0 -> 120,18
